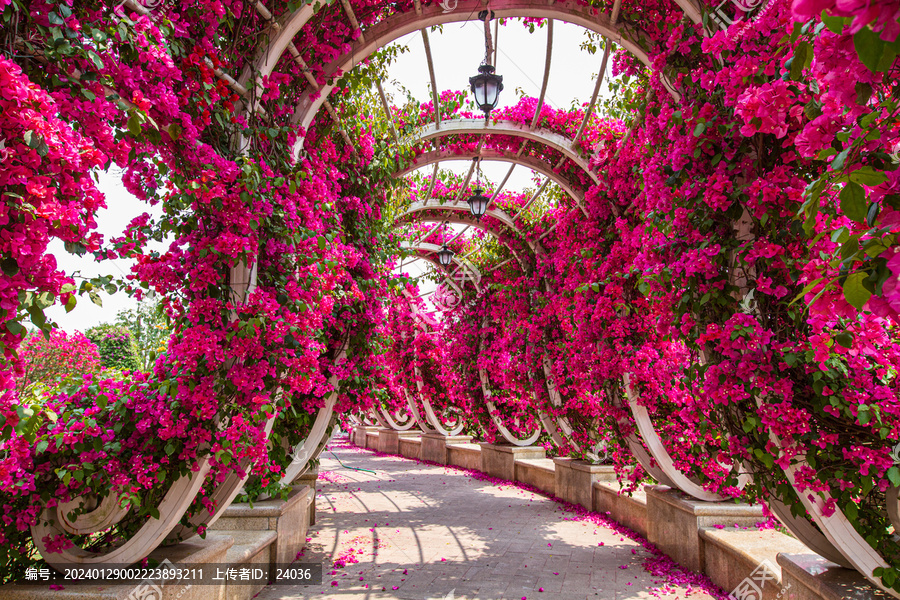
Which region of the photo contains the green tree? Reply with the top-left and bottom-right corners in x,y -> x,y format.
85,324 -> 141,372
114,298 -> 173,371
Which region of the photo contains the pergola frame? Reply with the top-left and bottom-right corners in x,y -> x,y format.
271,0 -> 702,156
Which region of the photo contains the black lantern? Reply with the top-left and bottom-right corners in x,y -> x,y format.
437,245 -> 454,266
469,64 -> 503,117
467,188 -> 489,220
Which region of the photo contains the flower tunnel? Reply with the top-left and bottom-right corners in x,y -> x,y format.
1,0 -> 900,596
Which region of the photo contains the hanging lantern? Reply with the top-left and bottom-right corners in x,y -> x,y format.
469,64 -> 503,117
437,245 -> 454,266
467,188 -> 489,220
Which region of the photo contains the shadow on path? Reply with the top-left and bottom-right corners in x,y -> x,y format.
256,437 -> 722,600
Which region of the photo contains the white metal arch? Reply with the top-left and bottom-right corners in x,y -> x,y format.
396,205 -> 533,271
399,201 -> 524,239
398,121 -> 599,200
397,148 -> 585,207
400,241 -> 483,293
284,0 -> 700,156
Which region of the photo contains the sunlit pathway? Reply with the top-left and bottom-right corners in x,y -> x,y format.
256,437 -> 721,600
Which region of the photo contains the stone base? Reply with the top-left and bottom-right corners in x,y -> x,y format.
514,458 -> 556,496
480,443 -> 545,481
377,428 -> 422,455
553,458 -> 615,510
778,553 -> 889,600
399,436 -> 421,460
447,443 -> 481,470
218,529 -> 277,600
351,426 -> 379,447
1,534 -> 233,600
421,433 -> 473,465
211,485 -> 312,571
646,485 -> 765,573
700,527 -> 809,600
294,467 -> 319,526
364,430 -> 379,450
594,481 -> 648,538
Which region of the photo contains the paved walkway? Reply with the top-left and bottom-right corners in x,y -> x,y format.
257,437 -> 721,600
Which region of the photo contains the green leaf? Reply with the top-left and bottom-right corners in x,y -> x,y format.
5,320 -> 23,335
791,42 -> 810,81
843,271 -> 872,309
835,332 -> 854,348
840,182 -> 867,222
127,113 -> 142,136
854,27 -> 885,73
888,466 -> 900,488
858,406 -> 871,425
866,202 -> 880,227
830,227 -> 850,244
820,11 -> 845,34
88,290 -> 103,307
87,50 -> 104,71
832,148 -> 851,171
693,122 -> 706,137
1,257 -> 19,276
855,82 -> 873,105
844,501 -> 858,520
849,167 -> 888,186
317,236 -> 327,251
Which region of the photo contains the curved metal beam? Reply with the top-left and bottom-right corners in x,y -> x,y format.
397,148 -> 585,206
401,119 -> 600,195
289,0 -> 668,156
397,205 -> 531,269
399,201 -> 523,239
238,3 -> 333,87
401,241 -> 483,293
400,120 -> 599,188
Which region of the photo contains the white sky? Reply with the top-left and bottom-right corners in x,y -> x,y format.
48,17 -> 612,331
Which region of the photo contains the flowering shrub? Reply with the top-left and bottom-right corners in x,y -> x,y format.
14,331 -> 101,395
0,0 -> 398,581
386,0 -> 900,591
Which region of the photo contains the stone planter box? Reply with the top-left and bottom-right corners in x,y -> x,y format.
377,428 -> 421,455
700,527 -> 809,600
211,485 -> 313,572
399,436 -> 421,460
553,458 -> 615,510
777,553 -> 885,600
514,458 -> 556,496
294,467 -> 319,526
480,443 -> 545,481
2,534 -> 233,600
421,433 -> 473,465
351,426 -> 379,447
447,443 -> 481,471
594,481 -> 648,538
646,485 -> 765,573
364,430 -> 379,450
